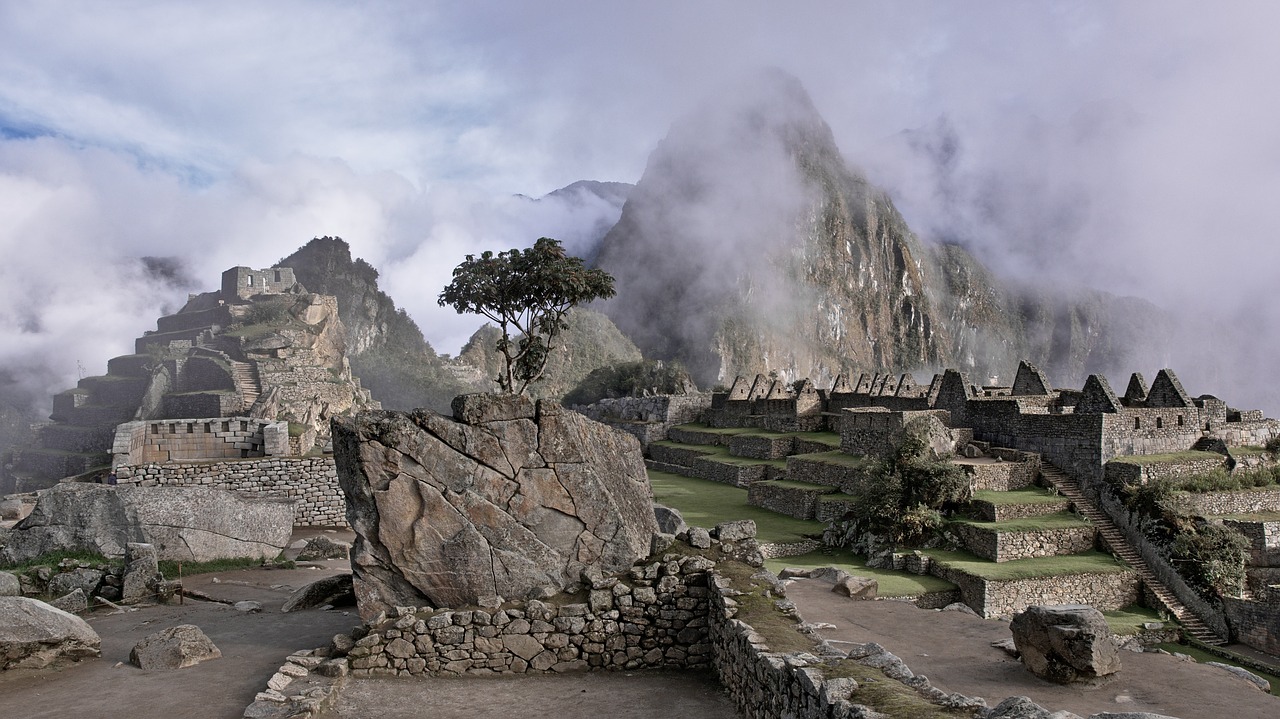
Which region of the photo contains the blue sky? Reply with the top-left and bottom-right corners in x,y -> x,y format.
2,1 -> 1279,410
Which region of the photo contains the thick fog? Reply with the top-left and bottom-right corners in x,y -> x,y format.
2,1 -> 1279,416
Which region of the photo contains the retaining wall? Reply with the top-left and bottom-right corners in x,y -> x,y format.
948,522 -> 1096,563
927,563 -> 1139,618
113,456 -> 343,527
1169,488 -> 1280,516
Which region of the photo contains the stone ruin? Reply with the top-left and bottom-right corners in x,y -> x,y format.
331,393 -> 659,618
3,264 -> 379,495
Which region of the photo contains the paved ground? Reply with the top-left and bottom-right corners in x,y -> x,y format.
785,578 -> 1280,719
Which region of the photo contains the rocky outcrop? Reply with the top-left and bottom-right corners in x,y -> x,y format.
593,69 -> 1168,389
0,596 -> 101,669
1010,604 -> 1122,684
129,624 -> 221,670
280,574 -> 354,613
332,394 -> 659,617
1,484 -> 293,563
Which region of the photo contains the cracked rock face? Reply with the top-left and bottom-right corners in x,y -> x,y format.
332,394 -> 658,617
1,484 -> 293,564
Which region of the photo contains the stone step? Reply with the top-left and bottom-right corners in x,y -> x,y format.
1039,462 -> 1226,646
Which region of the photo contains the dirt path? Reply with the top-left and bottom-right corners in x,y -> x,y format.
785,578 -> 1280,719
0,564 -> 357,719
320,671 -> 737,719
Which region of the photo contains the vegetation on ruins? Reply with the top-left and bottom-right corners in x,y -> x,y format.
842,430 -> 969,547
561,358 -> 696,406
439,237 -> 616,394
1113,471 -> 1257,598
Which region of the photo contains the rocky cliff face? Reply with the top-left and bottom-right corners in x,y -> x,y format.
331,394 -> 658,618
593,70 -> 1168,389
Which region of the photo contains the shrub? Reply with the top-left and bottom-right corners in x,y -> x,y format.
245,296 -> 294,326
1266,435 -> 1280,453
1170,523 -> 1249,598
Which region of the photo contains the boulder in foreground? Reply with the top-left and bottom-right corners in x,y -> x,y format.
1010,604 -> 1121,684
332,395 -> 659,617
130,624 -> 221,670
0,596 -> 101,670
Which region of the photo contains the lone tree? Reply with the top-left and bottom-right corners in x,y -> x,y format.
439,237 -> 616,394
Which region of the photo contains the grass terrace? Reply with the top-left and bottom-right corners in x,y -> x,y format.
648,470 -> 823,544
971,487 -> 1068,506
1102,605 -> 1164,636
789,450 -> 876,469
763,549 -> 956,597
920,549 -> 1130,580
949,511 -> 1092,533
1108,450 -> 1224,466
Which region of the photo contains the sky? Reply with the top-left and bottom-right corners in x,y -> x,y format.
2,1 -> 1279,414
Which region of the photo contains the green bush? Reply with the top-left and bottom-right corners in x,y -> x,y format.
1266,435 -> 1280,453
1171,523 -> 1249,597
245,296 -> 294,326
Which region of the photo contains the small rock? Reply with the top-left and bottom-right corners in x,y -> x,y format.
687,527 -> 711,549
477,595 -> 504,610
991,638 -> 1020,658
832,575 -> 877,599
49,588 -> 88,614
1206,662 -> 1271,692
776,567 -> 813,580
296,536 -> 351,561
234,601 -> 262,613
266,672 -> 292,691
715,520 -> 757,542
941,602 -> 980,617
129,624 -> 221,670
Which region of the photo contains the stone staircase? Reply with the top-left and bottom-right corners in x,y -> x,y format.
230,361 -> 261,410
1038,462 -> 1226,645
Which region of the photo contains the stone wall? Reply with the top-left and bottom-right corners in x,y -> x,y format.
1223,518 -> 1280,550
111,417 -> 289,467
572,395 -> 712,449
112,456 -> 343,527
927,563 -> 1138,619
747,482 -> 828,520
1223,595 -> 1280,656
948,522 -> 1096,563
346,553 -> 716,676
1167,488 -> 1280,516
968,497 -> 1070,522
956,459 -> 1036,492
1103,454 -> 1228,487
731,433 -> 795,460
785,455 -> 877,493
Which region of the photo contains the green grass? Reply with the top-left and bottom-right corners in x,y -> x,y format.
764,549 -> 956,597
0,550 -> 110,572
157,555 -> 294,577
1232,445 -> 1268,456
971,487 -> 1069,506
754,479 -> 837,492
1156,642 -> 1280,696
789,450 -> 875,469
921,549 -> 1131,580
648,470 -> 824,544
1103,605 -> 1164,636
949,511 -> 1091,533
1108,451 -> 1224,466
1219,511 -> 1280,522
670,423 -> 752,436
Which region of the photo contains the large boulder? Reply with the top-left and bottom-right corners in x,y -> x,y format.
1,484 -> 293,563
0,596 -> 101,669
1010,604 -> 1122,684
332,395 -> 659,617
129,624 -> 221,670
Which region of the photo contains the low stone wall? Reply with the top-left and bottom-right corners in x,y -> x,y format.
757,539 -> 822,560
747,481 -> 829,520
928,562 -> 1139,618
648,443 -> 713,467
1104,454 -> 1229,487
969,498 -> 1071,522
948,522 -> 1096,562
957,460 -> 1036,491
730,434 -> 794,460
1223,594 -> 1280,656
1222,518 -> 1280,550
346,554 -> 717,676
572,395 -> 712,449
113,456 -> 343,527
1169,487 -> 1280,516
785,455 -> 876,493
666,426 -> 732,446
693,457 -> 774,487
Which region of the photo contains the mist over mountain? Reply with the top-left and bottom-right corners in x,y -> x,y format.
594,69 -> 1169,389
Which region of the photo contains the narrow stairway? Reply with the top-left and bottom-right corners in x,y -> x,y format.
1038,463 -> 1226,645
230,360 -> 261,411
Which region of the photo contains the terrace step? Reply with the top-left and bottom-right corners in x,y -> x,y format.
1039,463 -> 1226,645
230,360 -> 261,410
747,479 -> 838,520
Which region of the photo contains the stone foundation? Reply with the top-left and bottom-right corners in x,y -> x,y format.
948,521 -> 1097,562
113,456 -> 343,527
1169,488 -> 1280,516
928,564 -> 1140,618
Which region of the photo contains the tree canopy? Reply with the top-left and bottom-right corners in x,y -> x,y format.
438,237 -> 616,394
